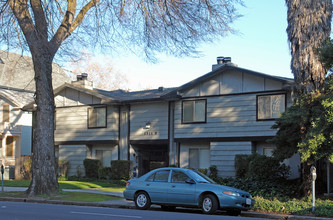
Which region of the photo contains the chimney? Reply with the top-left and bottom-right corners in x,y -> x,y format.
212,56 -> 233,70
72,73 -> 94,90
81,72 -> 88,80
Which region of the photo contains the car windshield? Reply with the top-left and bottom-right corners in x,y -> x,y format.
188,170 -> 216,184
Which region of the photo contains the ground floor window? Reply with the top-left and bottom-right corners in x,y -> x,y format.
94,146 -> 118,167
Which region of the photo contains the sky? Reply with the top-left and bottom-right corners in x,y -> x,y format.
110,1 -> 293,91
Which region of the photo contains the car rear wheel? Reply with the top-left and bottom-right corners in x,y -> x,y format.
134,192 -> 151,210
201,194 -> 218,214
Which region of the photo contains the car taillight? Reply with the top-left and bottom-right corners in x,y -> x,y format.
126,182 -> 130,187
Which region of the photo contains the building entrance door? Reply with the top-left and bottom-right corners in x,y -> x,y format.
136,144 -> 168,177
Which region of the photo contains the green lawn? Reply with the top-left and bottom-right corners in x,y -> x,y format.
0,191 -> 119,202
3,179 -> 126,192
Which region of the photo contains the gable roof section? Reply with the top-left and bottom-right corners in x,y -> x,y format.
173,63 -> 293,95
0,86 -> 34,107
53,83 -> 119,104
0,50 -> 71,91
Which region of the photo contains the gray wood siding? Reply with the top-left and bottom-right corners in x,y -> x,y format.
130,102 -> 169,140
174,93 -> 280,139
182,70 -> 284,97
55,105 -> 119,142
59,145 -> 86,176
210,141 -> 252,177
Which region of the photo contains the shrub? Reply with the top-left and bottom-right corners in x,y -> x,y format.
111,160 -> 132,180
197,168 -> 208,175
98,167 -> 112,179
215,176 -> 301,199
234,153 -> 290,181
234,154 -> 250,178
58,160 -> 69,177
209,165 -> 218,181
83,159 -> 101,178
22,158 -> 32,180
150,161 -> 165,171
253,196 -> 333,217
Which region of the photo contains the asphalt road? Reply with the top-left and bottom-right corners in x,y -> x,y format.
0,201 -> 272,220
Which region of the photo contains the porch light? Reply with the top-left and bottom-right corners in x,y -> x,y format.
144,122 -> 151,129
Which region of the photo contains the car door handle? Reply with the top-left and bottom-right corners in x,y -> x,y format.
172,185 -> 176,188
146,184 -> 150,186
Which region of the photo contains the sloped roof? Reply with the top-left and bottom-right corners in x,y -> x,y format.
0,50 -> 71,91
174,63 -> 294,94
0,86 -> 34,107
96,87 -> 177,103
53,83 -> 119,104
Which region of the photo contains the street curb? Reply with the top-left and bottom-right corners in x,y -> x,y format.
0,197 -> 331,220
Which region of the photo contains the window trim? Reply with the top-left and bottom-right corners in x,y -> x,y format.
87,106 -> 107,129
181,99 -> 207,124
256,93 -> 287,121
3,104 -> 10,123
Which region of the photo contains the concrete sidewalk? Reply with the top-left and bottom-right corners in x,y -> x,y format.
0,187 -> 331,220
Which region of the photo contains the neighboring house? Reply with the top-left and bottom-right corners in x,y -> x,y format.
0,50 -> 71,179
33,57 -> 302,181
0,86 -> 34,179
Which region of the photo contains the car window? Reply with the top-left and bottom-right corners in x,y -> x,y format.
171,170 -> 189,183
153,170 -> 170,182
188,170 -> 215,184
146,173 -> 155,182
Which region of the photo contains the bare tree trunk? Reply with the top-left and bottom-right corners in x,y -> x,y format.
26,49 -> 58,196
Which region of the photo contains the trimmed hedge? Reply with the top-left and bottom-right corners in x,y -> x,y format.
234,153 -> 290,180
83,159 -> 101,178
98,167 -> 112,180
110,160 -> 132,180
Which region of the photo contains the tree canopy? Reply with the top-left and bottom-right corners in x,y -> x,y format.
1,0 -> 243,61
271,76 -> 333,164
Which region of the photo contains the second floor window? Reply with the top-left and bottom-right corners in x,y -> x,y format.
257,94 -> 286,120
3,104 -> 9,123
88,106 -> 107,128
182,100 -> 206,123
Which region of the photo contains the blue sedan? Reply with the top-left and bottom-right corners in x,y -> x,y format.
123,167 -> 255,215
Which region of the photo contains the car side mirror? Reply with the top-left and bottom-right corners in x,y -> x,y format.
185,178 -> 196,184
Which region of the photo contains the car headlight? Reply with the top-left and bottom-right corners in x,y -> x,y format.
223,191 -> 241,197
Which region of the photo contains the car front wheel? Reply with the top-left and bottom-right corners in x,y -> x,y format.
201,194 -> 218,214
134,192 -> 151,210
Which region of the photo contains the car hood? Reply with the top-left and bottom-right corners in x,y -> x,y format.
198,183 -> 250,195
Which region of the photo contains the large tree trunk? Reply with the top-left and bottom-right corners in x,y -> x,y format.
286,0 -> 332,94
26,49 -> 58,197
